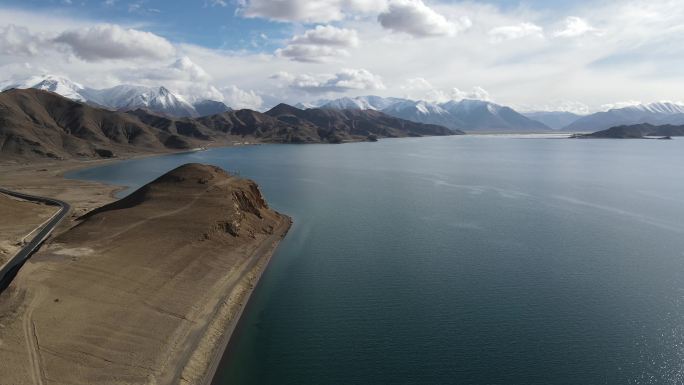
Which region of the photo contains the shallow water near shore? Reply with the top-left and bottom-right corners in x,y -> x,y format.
67,136 -> 684,385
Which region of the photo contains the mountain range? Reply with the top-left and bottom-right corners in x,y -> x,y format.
299,96 -> 684,133
298,96 -> 551,132
521,111 -> 584,130
0,74 -> 231,118
5,75 -> 684,133
562,102 -> 684,132
0,88 -> 458,160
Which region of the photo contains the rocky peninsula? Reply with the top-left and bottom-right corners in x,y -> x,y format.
0,163 -> 290,384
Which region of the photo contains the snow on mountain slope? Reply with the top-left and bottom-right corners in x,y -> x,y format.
623,102 -> 684,114
381,100 -> 461,130
82,84 -> 152,108
305,95 -> 550,131
118,86 -> 197,117
308,95 -> 403,111
563,102 -> 684,132
1,75 -> 211,117
1,74 -> 88,102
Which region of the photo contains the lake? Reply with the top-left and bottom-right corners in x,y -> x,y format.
67,136 -> 684,385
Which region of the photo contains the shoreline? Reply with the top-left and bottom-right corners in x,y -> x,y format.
198,218 -> 291,385
0,151 -> 292,385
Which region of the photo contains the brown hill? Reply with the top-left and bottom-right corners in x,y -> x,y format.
0,163 -> 291,384
0,88 -> 190,159
577,123 -> 684,139
265,103 -> 461,142
0,89 -> 459,160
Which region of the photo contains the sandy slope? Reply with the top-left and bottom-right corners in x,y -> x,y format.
0,163 -> 290,385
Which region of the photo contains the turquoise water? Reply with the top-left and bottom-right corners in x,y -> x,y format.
67,136 -> 684,384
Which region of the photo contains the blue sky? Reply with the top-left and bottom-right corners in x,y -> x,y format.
0,0 -> 682,111
1,0 -> 590,50
1,0 -> 289,50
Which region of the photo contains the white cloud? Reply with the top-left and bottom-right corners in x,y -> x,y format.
378,0 -> 469,37
54,24 -> 176,61
400,78 -> 490,102
206,0 -> 227,7
276,25 -> 359,62
3,1 -> 684,112
401,77 -> 433,91
275,68 -> 385,93
276,45 -> 351,63
291,25 -> 359,46
239,0 -> 387,23
221,85 -> 263,109
517,100 -> 591,115
553,17 -> 598,38
129,56 -> 210,82
0,24 -> 45,56
600,100 -> 642,110
117,56 -> 223,102
451,86 -> 490,101
488,22 -> 543,42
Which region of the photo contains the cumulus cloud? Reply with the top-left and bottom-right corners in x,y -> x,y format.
401,77 -> 433,91
378,0 -> 469,37
425,86 -> 490,103
115,56 -> 223,102
0,24 -> 46,56
276,25 -> 359,62
274,68 -> 385,93
205,0 -> 227,7
451,86 -> 490,101
53,24 -> 176,61
600,100 -> 642,110
239,0 -> 387,23
400,78 -> 491,102
553,16 -> 598,38
521,100 -> 591,115
221,85 -> 263,109
291,25 -> 359,46
488,22 -> 543,42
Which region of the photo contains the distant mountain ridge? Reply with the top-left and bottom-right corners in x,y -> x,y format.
0,88 -> 458,160
563,102 -> 684,132
578,123 -> 684,139
300,96 -> 551,132
0,74 -> 227,118
522,111 -> 584,130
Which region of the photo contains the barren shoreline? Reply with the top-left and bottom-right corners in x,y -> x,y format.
0,155 -> 290,385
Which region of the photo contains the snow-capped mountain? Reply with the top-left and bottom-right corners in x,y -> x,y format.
81,84 -> 151,109
563,102 -> 684,132
381,100 -> 458,129
301,96 -> 551,132
1,74 -> 228,118
300,96 -> 404,111
623,102 -> 684,114
115,86 -> 197,117
441,99 -> 550,132
1,74 -> 89,102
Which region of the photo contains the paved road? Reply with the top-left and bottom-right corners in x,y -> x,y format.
0,188 -> 70,291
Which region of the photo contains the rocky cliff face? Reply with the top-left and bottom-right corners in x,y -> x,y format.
75,163 -> 282,241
